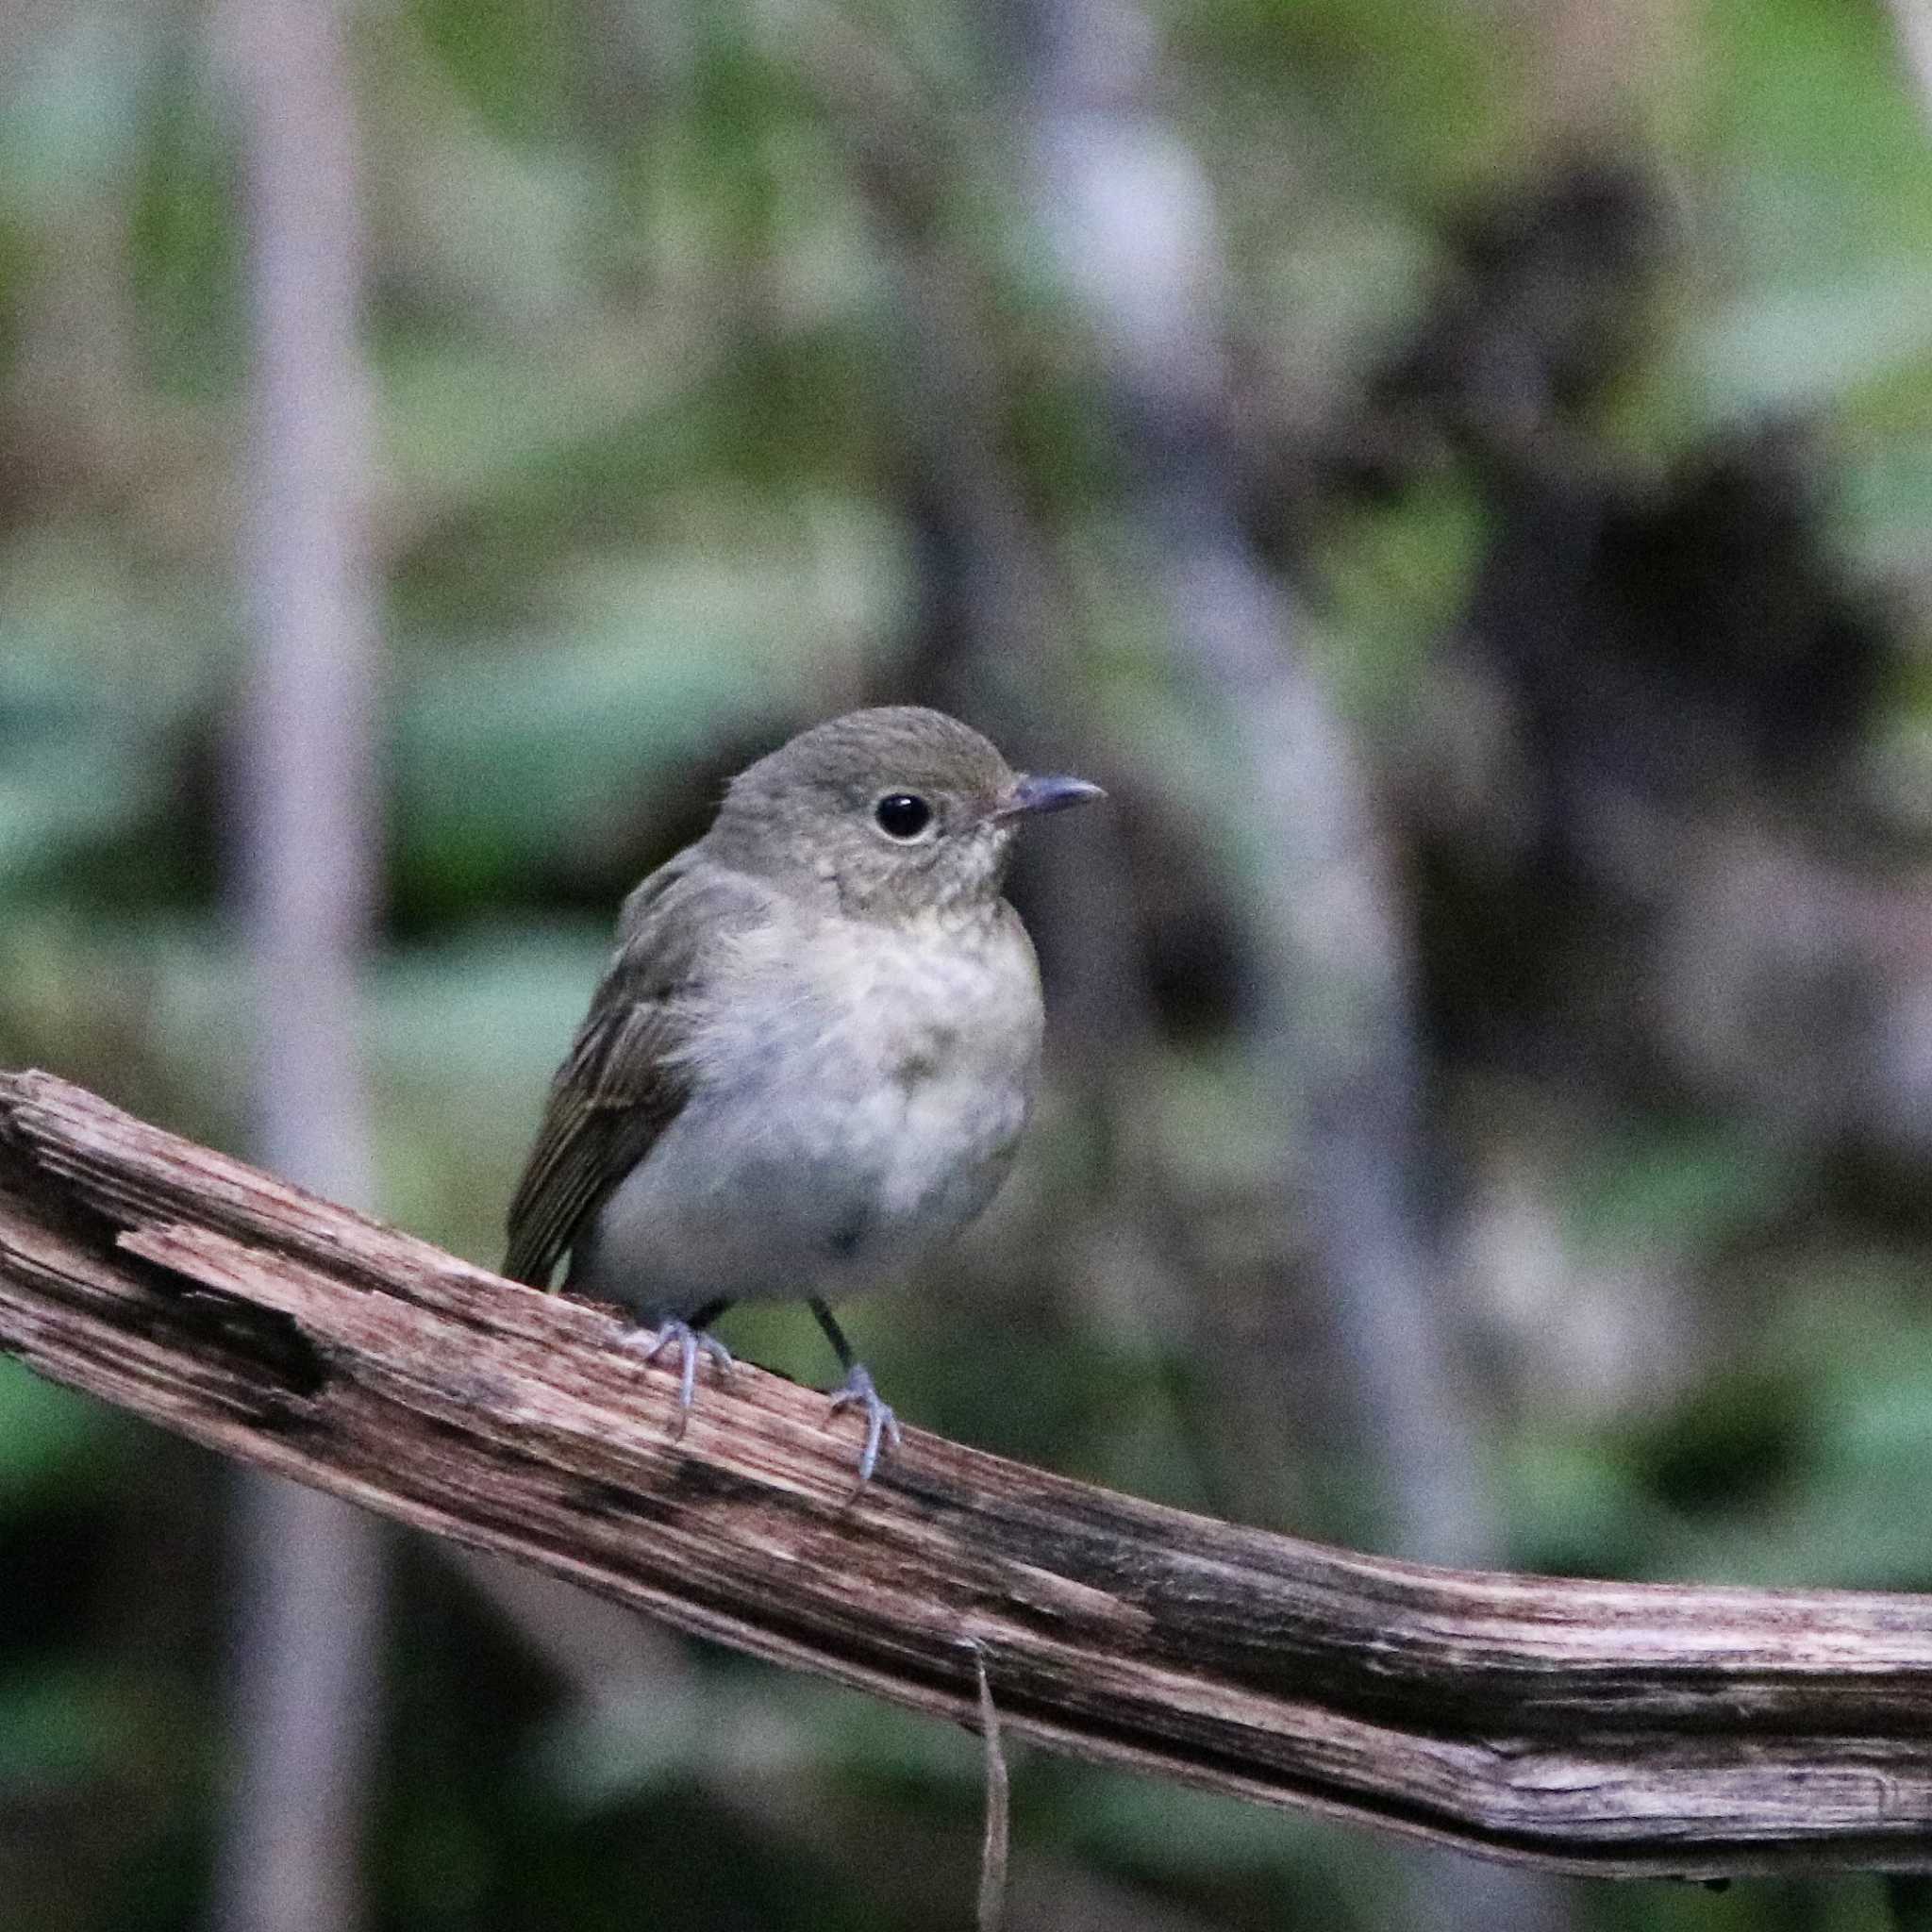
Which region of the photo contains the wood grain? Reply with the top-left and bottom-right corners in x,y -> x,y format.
3,1067 -> 1931,1880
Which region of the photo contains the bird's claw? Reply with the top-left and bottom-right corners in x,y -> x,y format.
626,1321 -> 734,1425
827,1363 -> 901,1483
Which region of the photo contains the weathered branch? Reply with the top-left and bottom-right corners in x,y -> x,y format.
5,1069 -> 1932,1882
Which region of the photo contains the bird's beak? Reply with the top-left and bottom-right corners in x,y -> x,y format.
992,773 -> 1107,823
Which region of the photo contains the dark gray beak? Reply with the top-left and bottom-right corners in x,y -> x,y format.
993,773 -> 1107,823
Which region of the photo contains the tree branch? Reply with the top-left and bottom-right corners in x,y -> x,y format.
5,1069 -> 1932,1883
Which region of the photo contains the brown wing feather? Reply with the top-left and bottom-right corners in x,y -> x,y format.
502,853 -> 763,1287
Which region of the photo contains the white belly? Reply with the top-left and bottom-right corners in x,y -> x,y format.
570,908 -> 1041,1319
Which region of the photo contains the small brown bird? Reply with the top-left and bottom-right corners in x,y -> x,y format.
504,706 -> 1102,1477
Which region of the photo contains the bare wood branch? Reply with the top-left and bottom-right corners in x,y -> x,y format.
6,1069 -> 1932,1884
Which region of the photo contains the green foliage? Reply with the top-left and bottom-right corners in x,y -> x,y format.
0,1361 -> 115,1509
129,58 -> 242,398
1,0 -> 1931,1925
415,0 -> 588,144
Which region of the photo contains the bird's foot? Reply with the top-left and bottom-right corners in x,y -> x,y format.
625,1321 -> 734,1424
827,1363 -> 901,1483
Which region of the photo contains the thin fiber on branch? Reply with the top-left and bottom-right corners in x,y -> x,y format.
4,1069 -> 1932,1882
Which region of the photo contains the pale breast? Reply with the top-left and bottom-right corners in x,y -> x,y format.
577,902 -> 1044,1315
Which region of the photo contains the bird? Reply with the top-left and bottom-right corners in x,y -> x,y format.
503,706 -> 1103,1479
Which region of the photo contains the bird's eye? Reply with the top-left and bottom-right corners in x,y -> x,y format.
874,792 -> 933,841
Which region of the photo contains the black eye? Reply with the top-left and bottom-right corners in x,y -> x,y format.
874,792 -> 932,841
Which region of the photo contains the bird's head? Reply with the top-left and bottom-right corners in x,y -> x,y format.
709,706 -> 1103,923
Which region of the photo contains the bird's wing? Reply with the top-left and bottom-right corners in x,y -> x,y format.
502,854 -> 764,1288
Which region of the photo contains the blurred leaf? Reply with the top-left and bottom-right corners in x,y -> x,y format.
0,4 -> 158,209
1170,0 -> 1508,194
1679,270 -> 1932,420
1309,473 -> 1485,713
378,333 -> 712,556
1502,1430 -> 1655,1579
361,21 -> 608,330
0,534 -> 227,892
0,715 -> 167,886
368,926 -> 608,1258
1624,1366 -> 1809,1520
1564,1117 -> 1799,1263
1705,0 -> 1932,272
392,518 -> 911,899
1840,435 -> 1932,575
1068,1769 -> 1338,1888
129,54 -> 242,396
0,1360 -> 115,1508
0,1664 -> 147,1789
413,0 -> 587,145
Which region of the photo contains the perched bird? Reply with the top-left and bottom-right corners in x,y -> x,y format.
504,706 -> 1102,1478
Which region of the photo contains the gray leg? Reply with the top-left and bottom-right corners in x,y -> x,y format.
625,1301 -> 735,1424
810,1298 -> 901,1482
809,1297 -> 858,1372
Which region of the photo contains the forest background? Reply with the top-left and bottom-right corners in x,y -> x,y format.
6,0 -> 1932,1928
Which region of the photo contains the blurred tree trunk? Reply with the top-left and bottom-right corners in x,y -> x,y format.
992,0 -> 1493,1583
211,3 -> 386,1929
989,0 -> 1569,1924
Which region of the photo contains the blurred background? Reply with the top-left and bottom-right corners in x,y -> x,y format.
6,0 -> 1932,1926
